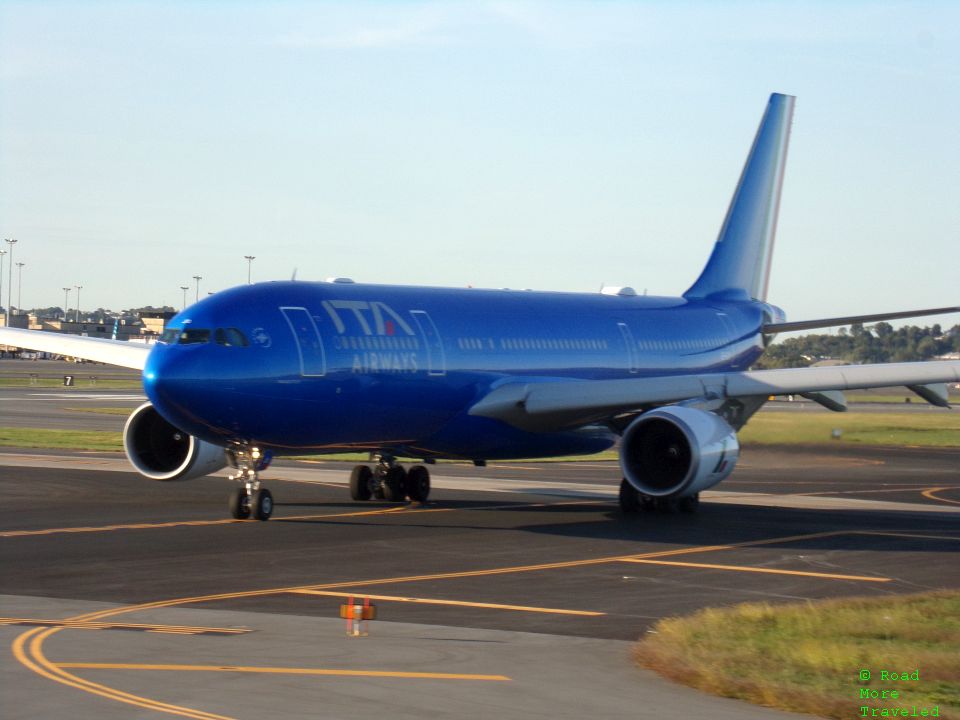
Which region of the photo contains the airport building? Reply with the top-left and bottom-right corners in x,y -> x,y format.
0,310 -> 174,354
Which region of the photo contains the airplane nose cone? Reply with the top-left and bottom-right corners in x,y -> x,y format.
142,341 -> 229,442
142,343 -> 177,407
142,343 -> 203,416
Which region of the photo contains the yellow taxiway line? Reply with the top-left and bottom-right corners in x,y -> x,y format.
12,628 -> 234,720
0,499 -> 598,538
55,662 -> 511,682
921,487 -> 960,506
620,558 -> 890,582
291,589 -> 605,616
0,506 -> 411,538
0,618 -> 249,635
11,528 -> 959,720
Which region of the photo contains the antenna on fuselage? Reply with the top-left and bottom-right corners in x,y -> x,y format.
291,268 -> 298,281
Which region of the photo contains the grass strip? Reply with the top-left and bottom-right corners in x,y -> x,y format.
739,411 -> 960,447
0,377 -> 140,389
847,394 -> 957,404
63,407 -> 133,415
635,590 -> 960,720
0,427 -> 123,451
0,411 -> 956,454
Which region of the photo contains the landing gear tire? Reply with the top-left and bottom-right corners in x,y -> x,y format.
619,479 -> 641,513
350,465 -> 373,501
252,488 -> 274,521
678,493 -> 700,514
229,488 -> 251,520
406,465 -> 431,502
382,466 -> 407,502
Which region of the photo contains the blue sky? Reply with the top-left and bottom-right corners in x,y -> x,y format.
0,1 -> 957,331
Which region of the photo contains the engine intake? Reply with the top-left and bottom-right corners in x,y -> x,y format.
123,402 -> 227,481
620,406 -> 738,498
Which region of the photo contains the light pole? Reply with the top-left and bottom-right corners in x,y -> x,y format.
193,275 -> 202,303
4,238 -> 16,324
63,288 -> 71,322
75,285 -> 82,323
180,286 -> 189,311
244,255 -> 255,284
15,263 -> 25,315
0,249 -> 6,323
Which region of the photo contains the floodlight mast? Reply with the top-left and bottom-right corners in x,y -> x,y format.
4,239 -> 17,325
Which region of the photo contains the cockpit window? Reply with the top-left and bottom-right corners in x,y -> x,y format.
215,328 -> 249,347
159,328 -> 181,344
178,329 -> 211,345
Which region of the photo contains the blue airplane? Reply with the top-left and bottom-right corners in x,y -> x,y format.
3,94 -> 958,521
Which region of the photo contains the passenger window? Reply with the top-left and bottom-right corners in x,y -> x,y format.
215,328 -> 249,347
179,329 -> 211,345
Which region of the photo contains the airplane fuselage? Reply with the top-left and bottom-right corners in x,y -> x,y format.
144,281 -> 776,460
6,94 -> 957,523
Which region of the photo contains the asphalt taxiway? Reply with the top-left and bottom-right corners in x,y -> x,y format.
1,443 -> 958,720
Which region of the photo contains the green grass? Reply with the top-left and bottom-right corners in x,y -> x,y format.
1,410 -> 957,454
635,590 -> 960,720
847,394 -> 937,403
63,407 -> 134,415
740,411 -> 960,447
0,377 -> 141,389
846,393 -> 960,404
0,427 -> 123,451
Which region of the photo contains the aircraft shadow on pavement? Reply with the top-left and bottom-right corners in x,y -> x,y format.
276,499 -> 960,556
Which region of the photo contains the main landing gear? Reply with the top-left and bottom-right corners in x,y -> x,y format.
349,454 -> 431,504
227,446 -> 274,521
618,479 -> 699,514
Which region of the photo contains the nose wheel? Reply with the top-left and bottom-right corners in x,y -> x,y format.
228,487 -> 251,519
227,446 -> 274,521
251,488 -> 274,520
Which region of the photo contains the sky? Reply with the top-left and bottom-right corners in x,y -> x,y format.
0,1 -> 957,332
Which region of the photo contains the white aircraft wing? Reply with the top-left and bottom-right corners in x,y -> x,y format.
469,361 -> 960,432
0,327 -> 150,371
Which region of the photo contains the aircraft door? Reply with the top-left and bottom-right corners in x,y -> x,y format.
410,310 -> 446,376
280,307 -> 327,377
618,322 -> 640,374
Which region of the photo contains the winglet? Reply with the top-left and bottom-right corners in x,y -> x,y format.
685,93 -> 795,302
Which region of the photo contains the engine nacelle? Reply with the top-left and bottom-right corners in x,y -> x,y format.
123,402 -> 227,481
620,406 -> 739,498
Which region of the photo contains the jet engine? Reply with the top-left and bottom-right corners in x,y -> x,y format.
619,406 -> 739,498
123,402 -> 227,481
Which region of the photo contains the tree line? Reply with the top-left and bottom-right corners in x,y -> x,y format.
756,323 -> 960,369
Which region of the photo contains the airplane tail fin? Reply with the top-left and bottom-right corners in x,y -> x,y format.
684,93 -> 795,302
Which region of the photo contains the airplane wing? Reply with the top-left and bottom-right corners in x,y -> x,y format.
0,327 -> 150,371
762,305 -> 960,334
469,361 -> 960,432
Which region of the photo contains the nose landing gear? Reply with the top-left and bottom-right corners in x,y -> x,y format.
349,453 -> 431,503
227,446 -> 274,521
